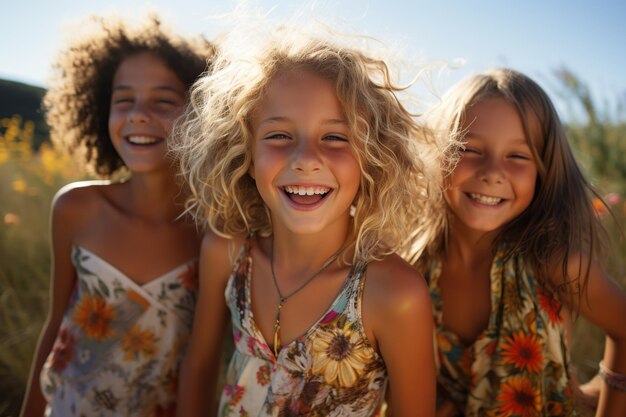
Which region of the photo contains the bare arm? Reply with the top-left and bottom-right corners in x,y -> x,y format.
20,189 -> 82,417
557,256 -> 626,417
176,231 -> 235,417
366,257 -> 436,417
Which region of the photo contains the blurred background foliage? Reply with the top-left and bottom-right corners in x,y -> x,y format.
0,69 -> 625,415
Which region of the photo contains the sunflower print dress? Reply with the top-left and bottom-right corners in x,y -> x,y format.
40,245 -> 198,417
219,240 -> 387,417
426,249 -> 577,417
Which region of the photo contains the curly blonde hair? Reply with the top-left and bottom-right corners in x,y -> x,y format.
44,14 -> 216,177
424,68 -> 607,295
173,26 -> 445,267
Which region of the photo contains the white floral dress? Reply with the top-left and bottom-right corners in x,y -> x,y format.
219,240 -> 387,417
40,245 -> 198,417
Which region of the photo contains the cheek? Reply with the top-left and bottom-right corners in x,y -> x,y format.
444,168 -> 465,189
335,154 -> 361,192
161,108 -> 185,134
107,104 -> 130,131
107,113 -> 124,145
524,173 -> 538,201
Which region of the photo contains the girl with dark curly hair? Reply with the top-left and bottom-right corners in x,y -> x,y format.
20,14 -> 215,417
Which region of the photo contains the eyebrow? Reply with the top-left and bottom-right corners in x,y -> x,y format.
466,132 -> 528,144
112,85 -> 184,94
259,116 -> 348,125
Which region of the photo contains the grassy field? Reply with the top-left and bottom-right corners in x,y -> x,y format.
0,115 -> 82,416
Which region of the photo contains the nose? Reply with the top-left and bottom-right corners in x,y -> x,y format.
290,137 -> 322,173
477,156 -> 504,184
126,101 -> 150,124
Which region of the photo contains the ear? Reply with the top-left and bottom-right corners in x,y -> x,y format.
248,161 -> 255,179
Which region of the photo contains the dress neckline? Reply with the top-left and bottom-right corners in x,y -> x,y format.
72,244 -> 196,288
241,240 -> 359,358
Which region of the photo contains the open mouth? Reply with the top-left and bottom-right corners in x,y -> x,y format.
283,185 -> 332,205
467,192 -> 504,206
126,135 -> 162,146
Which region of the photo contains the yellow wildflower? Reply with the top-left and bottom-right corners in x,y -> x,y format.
12,178 -> 26,193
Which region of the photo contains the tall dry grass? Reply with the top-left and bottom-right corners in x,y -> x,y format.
0,115 -> 83,416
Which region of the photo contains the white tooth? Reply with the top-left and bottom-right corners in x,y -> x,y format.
469,193 -> 502,206
128,135 -> 158,144
284,186 -> 331,195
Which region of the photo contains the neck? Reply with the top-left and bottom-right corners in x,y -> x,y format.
445,218 -> 498,268
123,170 -> 186,223
270,218 -> 353,276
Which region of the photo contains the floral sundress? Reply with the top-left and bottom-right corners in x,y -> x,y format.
40,245 -> 198,416
426,249 -> 577,416
219,240 -> 387,417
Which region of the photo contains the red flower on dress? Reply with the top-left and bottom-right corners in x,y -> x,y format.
538,291 -> 563,325
500,331 -> 543,373
224,384 -> 245,408
496,375 -> 541,417
50,327 -> 76,372
178,262 -> 199,290
256,363 -> 271,386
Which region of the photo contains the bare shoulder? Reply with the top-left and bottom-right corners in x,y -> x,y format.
365,254 -> 431,316
52,180 -> 112,216
50,180 -> 113,233
199,230 -> 247,283
362,254 -> 434,355
546,250 -> 604,294
200,231 -> 246,260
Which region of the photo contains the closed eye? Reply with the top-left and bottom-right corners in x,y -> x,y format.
113,98 -> 133,104
156,99 -> 179,105
323,134 -> 348,142
265,132 -> 291,140
462,146 -> 480,155
509,153 -> 532,160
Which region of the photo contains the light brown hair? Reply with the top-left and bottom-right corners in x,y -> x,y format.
426,68 -> 607,295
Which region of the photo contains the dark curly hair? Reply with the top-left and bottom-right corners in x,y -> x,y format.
44,14 -> 216,177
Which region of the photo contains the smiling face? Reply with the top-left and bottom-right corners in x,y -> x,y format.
445,97 -> 538,235
108,52 -> 187,174
249,70 -> 360,237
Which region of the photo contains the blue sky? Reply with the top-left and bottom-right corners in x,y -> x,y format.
1,0 -> 625,120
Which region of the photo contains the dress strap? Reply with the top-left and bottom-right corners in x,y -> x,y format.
344,263 -> 369,329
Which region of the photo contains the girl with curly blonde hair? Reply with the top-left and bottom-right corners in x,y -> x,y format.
20,14 -> 215,417
172,25 -> 441,417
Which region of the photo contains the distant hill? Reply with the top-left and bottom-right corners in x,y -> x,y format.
0,78 -> 49,147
